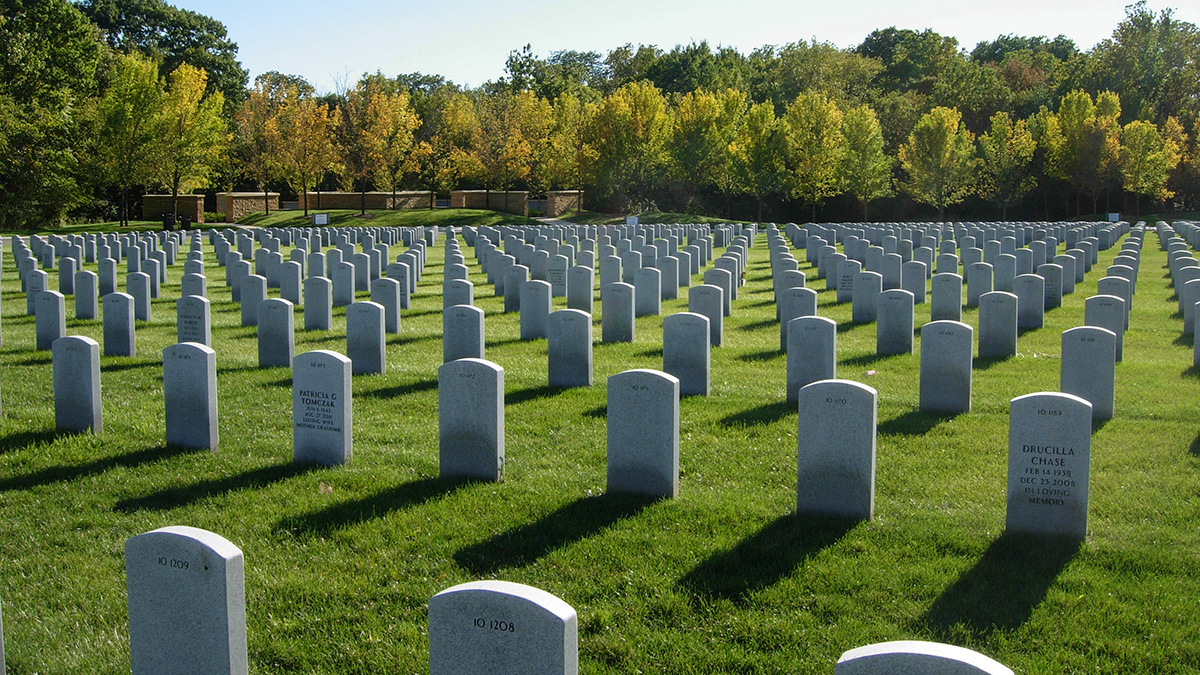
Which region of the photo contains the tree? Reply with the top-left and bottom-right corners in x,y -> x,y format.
234,77 -> 282,216
152,63 -> 226,217
783,92 -> 844,220
423,90 -> 483,195
91,51 -> 163,226
838,105 -> 893,221
747,41 -> 881,111
334,80 -> 379,215
732,101 -> 788,222
276,87 -> 338,216
1120,118 -> 1180,215
77,0 -> 249,112
899,106 -> 978,221
367,89 -> 420,211
978,111 -> 1037,219
1045,90 -> 1123,214
584,80 -> 671,212
542,93 -> 593,193
1,0 -> 102,228
856,27 -> 961,93
669,88 -> 746,210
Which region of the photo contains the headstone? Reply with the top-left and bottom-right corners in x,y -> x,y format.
504,264 -> 529,313
304,277 -> 333,331
25,268 -> 48,315
688,284 -> 723,346
258,298 -> 294,368
125,526 -> 247,675
1014,274 -> 1045,330
978,291 -> 1018,359
1061,326 -> 1116,421
52,334 -> 102,433
444,304 -> 485,362
346,301 -> 386,375
177,295 -> 212,347
332,261 -> 355,307
835,640 -> 1013,675
103,292 -> 136,356
567,266 -> 594,313
901,261 -> 927,303
370,277 -> 402,334
966,262 -> 993,308
520,280 -> 552,341
796,380 -> 876,520
634,268 -> 661,317
547,255 -> 569,297
293,350 -> 353,465
607,369 -> 679,498
930,273 -> 963,322
428,580 -> 577,675
129,271 -> 152,321
1038,263 -> 1063,310
548,309 -> 592,388
786,316 -> 837,403
662,312 -> 710,397
852,271 -> 883,323
438,358 -> 504,481
919,320 -> 973,413
1006,392 -> 1091,540
75,270 -> 99,319
35,290 -> 66,350
1096,276 -> 1131,330
1084,295 -> 1125,361
876,289 -> 914,355
240,275 -> 266,327
601,283 -> 635,343
164,342 -> 218,450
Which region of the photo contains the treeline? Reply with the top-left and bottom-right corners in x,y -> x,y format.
2,0 -> 1199,228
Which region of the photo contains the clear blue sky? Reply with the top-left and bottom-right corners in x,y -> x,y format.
174,0 -> 1172,94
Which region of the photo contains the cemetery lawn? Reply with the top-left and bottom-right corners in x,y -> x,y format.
2,221 -> 1199,674
561,210 -> 749,225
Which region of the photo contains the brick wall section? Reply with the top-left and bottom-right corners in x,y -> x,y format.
142,195 -> 204,223
217,192 -> 280,222
298,191 -> 434,210
450,190 -> 529,216
547,191 -> 584,217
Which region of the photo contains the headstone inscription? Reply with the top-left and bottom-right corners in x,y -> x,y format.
125,526 -> 247,675
53,335 -> 102,433
796,379 -> 876,520
919,320 -> 973,413
164,342 -> 218,450
1060,326 -> 1116,421
1006,392 -> 1091,540
607,369 -> 680,498
428,580 -> 577,675
439,358 -> 504,481
293,350 -> 353,465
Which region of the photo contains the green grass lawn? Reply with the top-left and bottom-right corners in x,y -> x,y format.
0,219 -> 1198,673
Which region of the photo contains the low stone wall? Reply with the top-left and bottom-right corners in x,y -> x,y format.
547,191 -> 584,217
298,191 -> 434,210
143,195 -> 204,223
450,190 -> 528,216
217,192 -> 280,222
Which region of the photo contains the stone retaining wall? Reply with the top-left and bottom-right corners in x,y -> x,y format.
143,195 -> 204,223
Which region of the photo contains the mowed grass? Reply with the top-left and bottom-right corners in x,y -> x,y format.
0,218 -> 1198,674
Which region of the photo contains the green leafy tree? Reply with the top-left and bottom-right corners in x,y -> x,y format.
783,92 -> 844,220
234,77 -> 282,215
334,80 -> 380,214
1045,90 -> 1123,214
152,62 -> 226,217
276,87 -> 338,216
899,106 -> 978,221
838,105 -> 893,221
732,101 -> 788,222
670,88 -> 746,210
367,89 -> 420,210
0,0 -> 102,228
748,41 -> 881,112
423,91 -> 483,195
91,51 -> 162,226
978,111 -> 1037,219
1120,118 -> 1181,215
542,93 -> 593,193
583,80 -> 671,212
77,0 -> 248,112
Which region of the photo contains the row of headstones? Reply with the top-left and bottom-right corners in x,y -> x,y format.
1157,221 -> 1200,367
786,219 -> 1129,257
116,526 -> 1016,675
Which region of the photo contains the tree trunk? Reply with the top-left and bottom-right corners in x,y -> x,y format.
120,186 -> 128,227
756,195 -> 763,223
360,180 -> 366,215
264,187 -> 270,216
302,178 -> 309,217
392,186 -> 397,211
862,198 -> 869,222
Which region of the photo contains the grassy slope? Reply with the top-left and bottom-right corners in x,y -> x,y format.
0,218 -> 1197,673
